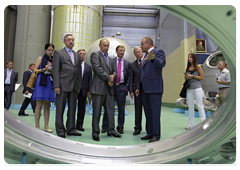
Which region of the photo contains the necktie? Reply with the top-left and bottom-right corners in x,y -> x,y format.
104,53 -> 109,65
144,51 -> 148,59
5,70 -> 11,84
81,62 -> 84,77
117,58 -> 121,83
69,50 -> 74,65
139,59 -> 142,67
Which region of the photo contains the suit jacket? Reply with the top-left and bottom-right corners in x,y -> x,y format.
90,51 -> 117,96
22,70 -> 34,94
129,59 -> 140,93
137,48 -> 166,94
4,69 -> 18,92
81,62 -> 92,98
113,57 -> 130,93
52,48 -> 82,92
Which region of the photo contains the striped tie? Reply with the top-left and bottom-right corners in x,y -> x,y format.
69,50 -> 74,65
117,58 -> 121,83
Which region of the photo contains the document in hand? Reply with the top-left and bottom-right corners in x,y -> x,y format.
44,67 -> 52,74
24,93 -> 32,98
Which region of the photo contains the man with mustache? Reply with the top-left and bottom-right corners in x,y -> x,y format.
52,33 -> 82,138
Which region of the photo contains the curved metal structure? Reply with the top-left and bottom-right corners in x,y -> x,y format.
175,98 -> 215,111
201,51 -> 225,92
4,5 -> 236,164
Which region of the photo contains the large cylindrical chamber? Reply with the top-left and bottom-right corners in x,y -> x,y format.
85,37 -> 136,66
13,5 -> 51,104
51,5 -> 102,51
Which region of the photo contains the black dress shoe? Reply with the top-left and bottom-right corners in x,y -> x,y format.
149,137 -> 159,143
18,113 -> 29,116
101,128 -> 107,133
58,134 -> 66,138
117,128 -> 124,134
92,135 -> 100,141
67,132 -> 82,136
77,127 -> 85,131
141,135 -> 153,140
107,132 -> 122,138
133,130 -> 141,136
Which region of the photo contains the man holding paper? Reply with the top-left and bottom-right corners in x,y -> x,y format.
18,64 -> 36,116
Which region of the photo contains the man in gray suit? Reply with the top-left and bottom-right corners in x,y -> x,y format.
4,61 -> 18,110
102,45 -> 131,134
52,33 -> 82,138
90,38 -> 122,141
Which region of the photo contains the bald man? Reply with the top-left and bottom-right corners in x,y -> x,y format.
216,61 -> 231,107
135,37 -> 166,143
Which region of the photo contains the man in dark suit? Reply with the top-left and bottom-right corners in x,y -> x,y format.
135,37 -> 166,143
76,49 -> 92,131
130,46 -> 145,135
90,38 -> 121,141
102,45 -> 130,134
18,63 -> 36,116
52,33 -> 82,138
4,61 -> 18,110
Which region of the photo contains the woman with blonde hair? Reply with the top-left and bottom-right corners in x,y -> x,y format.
184,53 -> 206,130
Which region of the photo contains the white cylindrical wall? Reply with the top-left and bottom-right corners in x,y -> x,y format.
13,5 -> 51,104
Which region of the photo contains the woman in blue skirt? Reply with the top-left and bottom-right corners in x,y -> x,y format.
32,43 -> 55,132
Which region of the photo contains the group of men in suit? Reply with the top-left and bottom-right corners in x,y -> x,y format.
51,35 -> 130,141
4,62 -> 36,116
101,45 -> 131,135
90,37 -> 166,143
5,32 -> 166,143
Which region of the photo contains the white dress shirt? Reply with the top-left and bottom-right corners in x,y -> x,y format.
5,69 -> 12,84
217,68 -> 231,89
81,62 -> 84,77
138,57 -> 144,66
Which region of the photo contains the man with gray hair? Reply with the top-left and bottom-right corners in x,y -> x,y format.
129,46 -> 145,135
135,37 -> 166,143
216,61 -> 231,107
52,33 -> 82,138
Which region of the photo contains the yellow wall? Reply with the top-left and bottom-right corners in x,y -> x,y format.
52,5 -> 101,51
162,34 -> 196,103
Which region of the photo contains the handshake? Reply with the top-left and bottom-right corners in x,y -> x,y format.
108,75 -> 114,87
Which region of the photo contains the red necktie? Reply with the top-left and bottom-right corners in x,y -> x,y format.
117,58 -> 121,83
139,59 -> 141,67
